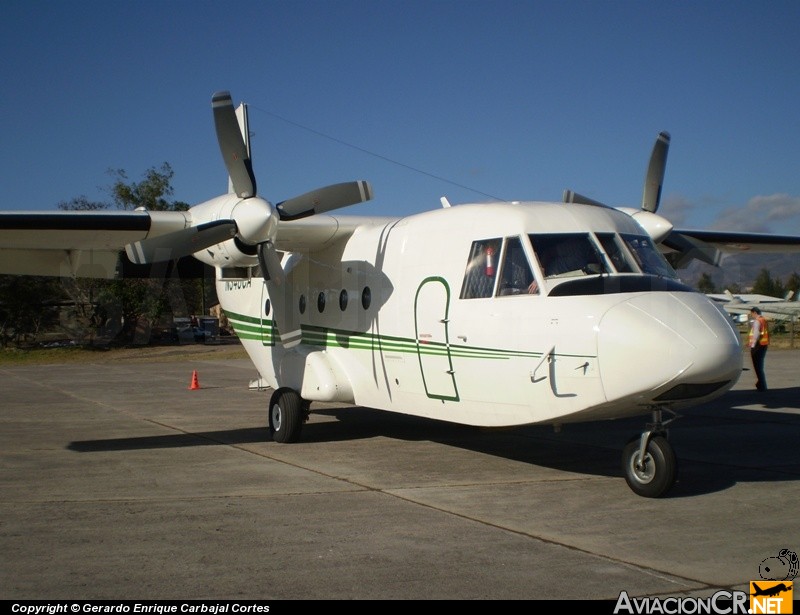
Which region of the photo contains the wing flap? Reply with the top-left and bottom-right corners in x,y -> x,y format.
0,211 -> 191,277
0,248 -> 121,278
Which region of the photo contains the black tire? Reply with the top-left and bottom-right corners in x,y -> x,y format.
622,434 -> 677,498
269,388 -> 304,443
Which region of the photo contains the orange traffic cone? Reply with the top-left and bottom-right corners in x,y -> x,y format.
189,370 -> 200,390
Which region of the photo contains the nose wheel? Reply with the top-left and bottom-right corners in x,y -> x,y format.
622,408 -> 678,498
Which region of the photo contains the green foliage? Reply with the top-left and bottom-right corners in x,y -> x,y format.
108,163 -> 189,211
1,163 -> 206,348
786,272 -> 800,299
751,268 -> 786,298
57,196 -> 109,211
696,272 -> 717,294
0,276 -> 64,347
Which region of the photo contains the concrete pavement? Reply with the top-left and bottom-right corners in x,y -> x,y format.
1,347 -> 798,600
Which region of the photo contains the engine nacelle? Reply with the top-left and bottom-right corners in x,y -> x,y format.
187,193 -> 278,268
616,207 -> 674,244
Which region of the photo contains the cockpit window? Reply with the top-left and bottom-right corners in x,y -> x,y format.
621,234 -> 677,278
528,233 -> 607,279
596,233 -> 636,273
498,236 -> 538,295
459,238 -> 501,299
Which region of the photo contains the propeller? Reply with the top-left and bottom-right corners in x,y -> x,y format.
641,131 -> 670,213
562,132 -> 674,245
126,220 -> 236,265
125,90 -> 374,348
276,181 -> 373,220
212,91 -> 257,199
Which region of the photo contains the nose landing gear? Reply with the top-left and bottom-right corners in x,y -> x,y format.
622,407 -> 679,498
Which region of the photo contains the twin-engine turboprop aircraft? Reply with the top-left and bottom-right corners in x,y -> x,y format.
2,91 -> 800,497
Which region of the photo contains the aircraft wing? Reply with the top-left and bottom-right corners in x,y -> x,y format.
661,228 -> 800,268
722,302 -> 800,322
0,209 -> 395,279
0,210 -> 190,278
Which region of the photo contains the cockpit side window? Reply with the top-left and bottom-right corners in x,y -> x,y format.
498,236 -> 538,295
596,233 -> 636,273
459,238 -> 502,299
621,234 -> 677,278
528,233 -> 606,279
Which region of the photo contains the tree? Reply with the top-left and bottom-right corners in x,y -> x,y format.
751,268 -> 785,298
785,272 -> 800,299
108,163 -> 189,212
52,163 -> 200,345
696,272 -> 717,294
0,275 -> 64,347
57,196 -> 109,211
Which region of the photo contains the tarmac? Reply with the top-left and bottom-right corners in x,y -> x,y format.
1,344 -> 799,600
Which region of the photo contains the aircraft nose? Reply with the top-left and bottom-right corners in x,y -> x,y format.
597,292 -> 742,406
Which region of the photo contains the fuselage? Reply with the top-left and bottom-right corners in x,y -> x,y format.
216,201 -> 743,427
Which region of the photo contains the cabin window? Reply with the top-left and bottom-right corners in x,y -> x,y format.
498,236 -> 538,295
459,238 -> 501,299
620,234 -> 676,278
596,233 -> 636,273
339,289 -> 349,311
528,233 -> 607,279
361,287 -> 371,310
298,294 -> 306,314
317,292 -> 326,313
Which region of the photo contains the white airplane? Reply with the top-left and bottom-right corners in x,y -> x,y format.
3,91 -> 800,498
708,290 -> 800,324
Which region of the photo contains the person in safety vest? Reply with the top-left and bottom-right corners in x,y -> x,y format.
748,307 -> 770,392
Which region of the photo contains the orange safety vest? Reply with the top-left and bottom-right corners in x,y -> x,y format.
749,315 -> 770,346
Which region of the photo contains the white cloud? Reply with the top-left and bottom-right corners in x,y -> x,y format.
711,193 -> 800,234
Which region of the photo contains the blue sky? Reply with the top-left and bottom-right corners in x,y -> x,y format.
2,0 -> 799,239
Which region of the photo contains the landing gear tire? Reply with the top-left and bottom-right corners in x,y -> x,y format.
622,434 -> 676,498
269,388 -> 304,443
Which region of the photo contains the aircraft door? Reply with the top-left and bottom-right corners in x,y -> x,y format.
414,277 -> 458,401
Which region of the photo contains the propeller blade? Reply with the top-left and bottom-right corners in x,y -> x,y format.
257,241 -> 285,286
641,131 -> 670,213
212,91 -> 257,199
276,180 -> 373,221
258,242 -> 302,347
126,220 -> 236,264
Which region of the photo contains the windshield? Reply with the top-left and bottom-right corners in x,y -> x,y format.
528,233 -> 607,279
620,234 -> 677,278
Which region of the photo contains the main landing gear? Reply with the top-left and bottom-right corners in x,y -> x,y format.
622,407 -> 679,498
268,388 -> 310,443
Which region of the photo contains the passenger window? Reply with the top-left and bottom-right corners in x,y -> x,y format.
498,236 -> 538,295
459,238 -> 501,299
528,233 -> 606,279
